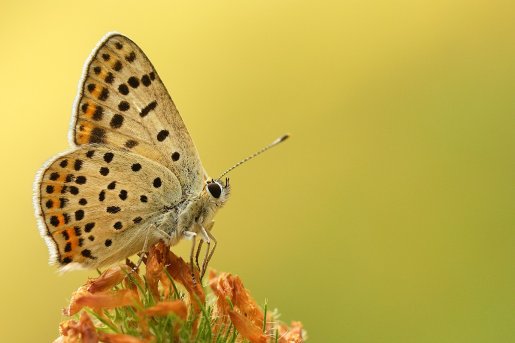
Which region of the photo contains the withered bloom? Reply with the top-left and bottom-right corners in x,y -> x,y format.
54,241 -> 305,342
57,312 -> 98,343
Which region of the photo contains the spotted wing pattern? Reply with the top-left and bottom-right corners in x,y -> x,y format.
72,33 -> 204,196
35,145 -> 182,269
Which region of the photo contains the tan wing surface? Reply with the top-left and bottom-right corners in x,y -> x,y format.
34,145 -> 182,269
71,33 -> 204,196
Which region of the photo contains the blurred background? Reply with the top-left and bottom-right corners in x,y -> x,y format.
0,1 -> 513,341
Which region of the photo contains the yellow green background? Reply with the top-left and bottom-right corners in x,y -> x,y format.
0,1 -> 513,341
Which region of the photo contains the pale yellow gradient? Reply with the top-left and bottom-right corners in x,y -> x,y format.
0,1 -> 513,342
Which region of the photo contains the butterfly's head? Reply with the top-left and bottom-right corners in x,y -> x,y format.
205,178 -> 231,206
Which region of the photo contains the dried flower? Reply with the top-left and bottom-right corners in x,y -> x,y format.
54,241 -> 305,342
143,300 -> 187,319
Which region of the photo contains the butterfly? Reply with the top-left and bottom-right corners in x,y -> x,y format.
33,32 -> 288,276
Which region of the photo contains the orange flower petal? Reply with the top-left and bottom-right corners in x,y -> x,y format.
166,251 -> 205,311
87,265 -> 130,293
230,275 -> 264,325
143,300 -> 188,320
228,310 -> 267,343
159,271 -> 174,299
166,250 -> 206,336
145,240 -> 167,300
58,319 -> 80,342
78,312 -> 99,343
71,289 -> 140,313
58,312 -> 98,343
210,272 -> 264,327
64,285 -> 91,316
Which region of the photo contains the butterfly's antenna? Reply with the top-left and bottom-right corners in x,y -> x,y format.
217,134 -> 289,179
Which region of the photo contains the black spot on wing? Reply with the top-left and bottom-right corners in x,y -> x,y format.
119,190 -> 128,200
81,249 -> 95,259
106,206 -> 121,214
118,84 -> 129,95
74,160 -> 83,171
140,101 -> 157,117
85,222 -> 95,232
89,127 -> 106,144
92,107 -> 103,121
104,72 -> 114,84
125,51 -> 136,63
128,76 -> 139,88
75,210 -> 84,221
99,167 -> 109,176
103,152 -> 114,163
110,114 -> 124,129
125,140 -> 138,149
157,130 -> 169,142
141,74 -> 151,86
114,60 -> 123,71
98,88 -> 109,101
118,101 -> 130,111
50,216 -> 59,227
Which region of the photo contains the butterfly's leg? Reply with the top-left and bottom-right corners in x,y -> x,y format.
197,226 -> 211,280
198,222 -> 216,280
184,231 -> 197,284
201,227 -> 218,280
195,240 -> 203,271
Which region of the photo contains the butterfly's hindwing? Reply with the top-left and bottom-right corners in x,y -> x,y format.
72,33 -> 204,196
35,145 -> 182,269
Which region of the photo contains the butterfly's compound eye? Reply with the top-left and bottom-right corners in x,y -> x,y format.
207,182 -> 222,199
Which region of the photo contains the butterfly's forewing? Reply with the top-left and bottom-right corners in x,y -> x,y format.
72,33 -> 204,196
35,145 -> 182,269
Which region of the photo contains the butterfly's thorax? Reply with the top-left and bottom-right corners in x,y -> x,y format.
176,191 -> 221,235
159,180 -> 230,244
